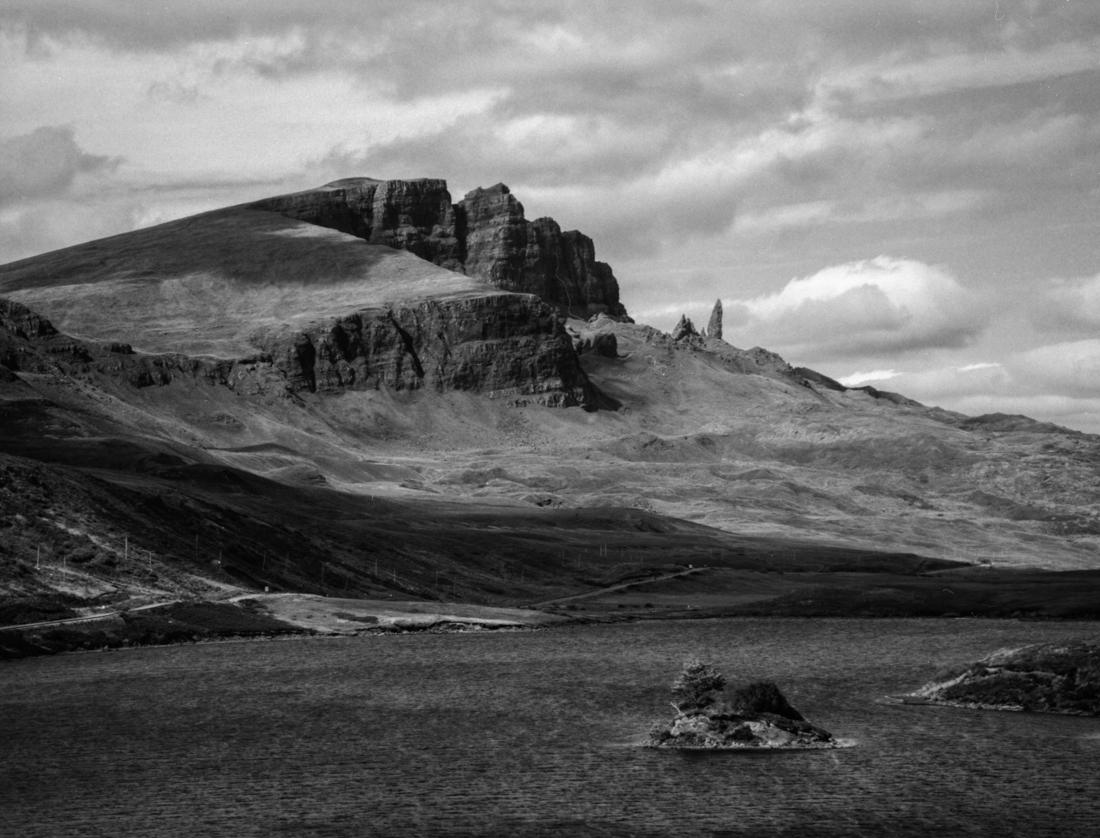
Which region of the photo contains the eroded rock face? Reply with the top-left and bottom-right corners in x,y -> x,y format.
252,178 -> 464,270
458,183 -> 528,290
252,179 -> 628,321
458,185 -> 627,319
1,299 -> 57,340
670,315 -> 699,341
707,299 -> 723,341
0,298 -> 252,388
0,296 -> 596,409
253,294 -> 596,408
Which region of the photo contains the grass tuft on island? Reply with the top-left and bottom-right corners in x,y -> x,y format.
645,658 -> 844,750
905,639 -> 1100,715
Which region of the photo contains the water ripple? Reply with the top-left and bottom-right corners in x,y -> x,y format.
2,618 -> 1098,837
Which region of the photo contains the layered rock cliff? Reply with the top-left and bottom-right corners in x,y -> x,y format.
251,178 -> 464,270
458,184 -> 626,319
0,295 -> 595,409
252,294 -> 595,407
252,179 -> 628,321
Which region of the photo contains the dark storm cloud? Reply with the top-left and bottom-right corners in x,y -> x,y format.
0,126 -> 119,205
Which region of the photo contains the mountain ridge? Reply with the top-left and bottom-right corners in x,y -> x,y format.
1,177 -> 1098,618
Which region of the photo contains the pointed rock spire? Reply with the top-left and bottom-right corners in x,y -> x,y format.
671,314 -> 698,341
707,299 -> 723,341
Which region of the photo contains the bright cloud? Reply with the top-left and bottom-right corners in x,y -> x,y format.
836,369 -> 901,388
725,256 -> 987,360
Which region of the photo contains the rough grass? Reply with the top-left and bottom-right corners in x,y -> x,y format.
0,207 -> 491,357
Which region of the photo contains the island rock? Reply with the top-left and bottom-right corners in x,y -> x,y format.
905,640 -> 1100,715
646,660 -> 842,749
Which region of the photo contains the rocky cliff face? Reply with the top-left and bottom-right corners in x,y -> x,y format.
251,178 -> 464,270
0,295 -> 595,409
252,179 -> 628,321
253,294 -> 595,408
1,299 -> 57,341
457,184 -> 627,320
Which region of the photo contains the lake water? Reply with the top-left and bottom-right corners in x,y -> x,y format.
3,618 -> 1099,837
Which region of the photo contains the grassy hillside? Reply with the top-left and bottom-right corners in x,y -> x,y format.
0,207 -> 491,357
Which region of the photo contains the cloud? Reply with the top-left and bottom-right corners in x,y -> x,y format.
0,126 -> 118,205
836,369 -> 901,388
0,198 -> 141,263
1011,339 -> 1100,398
1030,272 -> 1100,335
725,256 -> 987,360
823,343 -> 1100,434
815,39 -> 1100,109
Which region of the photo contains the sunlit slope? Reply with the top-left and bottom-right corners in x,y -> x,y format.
0,207 -> 492,357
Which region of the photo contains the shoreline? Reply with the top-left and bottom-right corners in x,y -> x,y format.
890,694 -> 1098,717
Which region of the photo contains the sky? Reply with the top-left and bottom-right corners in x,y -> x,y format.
3,1 -> 1100,431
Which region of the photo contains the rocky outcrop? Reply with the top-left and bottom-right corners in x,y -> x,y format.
904,640 -> 1100,716
456,183 -> 527,290
458,184 -> 627,319
251,294 -> 596,408
707,299 -> 723,340
250,178 -> 463,270
251,179 -> 628,321
670,315 -> 698,341
1,299 -> 57,340
0,302 -> 254,389
646,661 -> 841,750
0,295 -> 595,409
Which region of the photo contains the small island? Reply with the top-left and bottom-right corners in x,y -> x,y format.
645,658 -> 843,749
905,640 -> 1100,715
